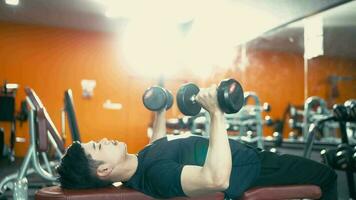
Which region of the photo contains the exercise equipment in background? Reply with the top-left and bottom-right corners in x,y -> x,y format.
286,96 -> 351,144
0,88 -> 84,200
64,89 -> 81,142
0,81 -> 27,162
0,87 -> 65,200
304,100 -> 356,199
225,92 -> 272,149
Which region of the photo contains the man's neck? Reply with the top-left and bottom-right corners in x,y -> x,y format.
111,154 -> 138,182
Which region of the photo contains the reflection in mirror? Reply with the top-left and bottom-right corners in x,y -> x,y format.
236,18 -> 305,145
305,1 -> 356,105
234,1 -> 355,149
304,1 -> 356,143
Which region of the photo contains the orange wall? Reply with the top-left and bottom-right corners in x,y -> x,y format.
0,21 -> 154,155
0,21 -> 355,157
0,21 -> 203,156
307,57 -> 356,106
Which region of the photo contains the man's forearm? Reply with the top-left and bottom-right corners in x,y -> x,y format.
150,110 -> 166,143
202,111 -> 231,186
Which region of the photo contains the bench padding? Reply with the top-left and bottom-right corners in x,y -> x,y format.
35,185 -> 224,200
36,185 -> 321,200
241,185 -> 321,200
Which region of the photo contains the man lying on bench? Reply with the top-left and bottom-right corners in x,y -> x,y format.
56,86 -> 337,200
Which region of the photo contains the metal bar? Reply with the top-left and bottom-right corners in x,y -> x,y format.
41,152 -> 53,175
48,130 -> 63,158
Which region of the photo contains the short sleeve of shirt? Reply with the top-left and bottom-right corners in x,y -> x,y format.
145,159 -> 186,198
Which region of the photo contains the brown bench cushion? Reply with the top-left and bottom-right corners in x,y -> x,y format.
241,185 -> 322,200
35,185 -> 224,200
36,185 -> 321,200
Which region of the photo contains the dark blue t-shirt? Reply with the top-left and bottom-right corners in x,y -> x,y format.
123,135 -> 261,199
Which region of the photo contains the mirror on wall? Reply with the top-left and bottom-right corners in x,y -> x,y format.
304,1 -> 356,105
238,1 -> 356,144
233,14 -> 306,143
303,1 -> 356,143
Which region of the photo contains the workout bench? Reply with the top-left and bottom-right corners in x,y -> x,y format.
36,184 -> 321,200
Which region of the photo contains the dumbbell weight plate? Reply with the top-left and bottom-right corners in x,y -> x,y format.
345,100 -> 356,121
273,132 -> 283,147
320,149 -> 336,167
335,144 -> 352,170
176,83 -> 201,116
336,150 -> 350,170
217,79 -> 244,114
142,87 -> 167,111
165,89 -> 174,110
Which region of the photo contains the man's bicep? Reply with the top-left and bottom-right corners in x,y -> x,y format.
181,165 -> 221,197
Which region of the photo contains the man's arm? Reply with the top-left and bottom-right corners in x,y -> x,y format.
150,109 -> 167,143
181,86 -> 232,197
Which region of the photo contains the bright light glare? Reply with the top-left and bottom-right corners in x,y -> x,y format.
120,19 -> 184,78
5,0 -> 19,6
183,1 -> 278,76
114,0 -> 279,79
102,0 -> 141,19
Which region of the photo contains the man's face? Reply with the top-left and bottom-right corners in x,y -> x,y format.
81,138 -> 127,166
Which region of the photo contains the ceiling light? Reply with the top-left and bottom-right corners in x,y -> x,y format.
5,0 -> 19,6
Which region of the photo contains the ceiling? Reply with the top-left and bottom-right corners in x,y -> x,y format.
247,0 -> 356,60
0,0 -> 350,32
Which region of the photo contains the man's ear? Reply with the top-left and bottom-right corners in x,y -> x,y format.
96,163 -> 113,178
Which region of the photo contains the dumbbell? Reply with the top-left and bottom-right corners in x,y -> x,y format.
142,86 -> 173,111
344,99 -> 356,121
272,132 -> 283,147
335,144 -> 353,170
176,79 -> 244,116
320,148 -> 337,168
264,116 -> 274,126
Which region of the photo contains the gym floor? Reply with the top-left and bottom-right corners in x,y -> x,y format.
0,144 -> 353,200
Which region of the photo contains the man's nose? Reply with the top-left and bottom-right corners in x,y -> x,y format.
100,138 -> 108,143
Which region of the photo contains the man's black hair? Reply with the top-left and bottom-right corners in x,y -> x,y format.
57,142 -> 112,189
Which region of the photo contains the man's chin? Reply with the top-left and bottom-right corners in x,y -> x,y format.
120,142 -> 127,152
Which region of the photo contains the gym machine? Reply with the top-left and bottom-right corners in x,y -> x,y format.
303,97 -> 339,141
288,96 -> 340,143
303,100 -> 356,199
0,82 -> 27,162
225,92 -> 272,149
63,89 -> 81,142
0,88 -> 65,200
